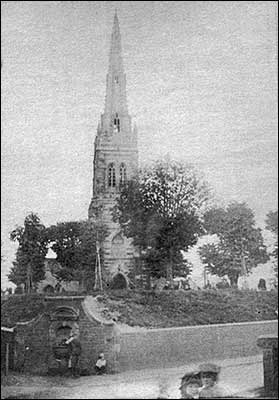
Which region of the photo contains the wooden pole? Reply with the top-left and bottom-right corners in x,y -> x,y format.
94,239 -> 103,291
97,243 -> 103,291
94,252 -> 98,291
5,343 -> 9,375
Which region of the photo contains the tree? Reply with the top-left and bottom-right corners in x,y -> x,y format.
265,210 -> 278,282
1,241 -> 5,262
198,202 -> 269,287
114,159 -> 212,283
46,220 -> 108,291
8,213 -> 48,292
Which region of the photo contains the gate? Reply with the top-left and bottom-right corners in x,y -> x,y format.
1,327 -> 15,374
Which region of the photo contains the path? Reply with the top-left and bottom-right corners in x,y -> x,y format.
1,355 -> 263,399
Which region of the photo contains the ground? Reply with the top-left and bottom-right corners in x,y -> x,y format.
2,291 -> 277,398
1,355 -> 268,399
2,289 -> 278,329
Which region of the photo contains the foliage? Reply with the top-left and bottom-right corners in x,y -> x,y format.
265,210 -> 278,281
114,159 -> 212,281
198,202 -> 269,287
1,241 -> 5,262
8,213 -> 48,292
46,220 -> 108,290
265,210 -> 278,237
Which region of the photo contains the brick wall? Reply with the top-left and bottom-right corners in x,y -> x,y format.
78,317 -> 120,374
12,297 -> 120,375
119,320 -> 278,371
257,335 -> 278,396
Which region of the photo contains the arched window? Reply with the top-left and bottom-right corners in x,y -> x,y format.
113,113 -> 120,133
108,163 -> 116,187
119,163 -> 127,185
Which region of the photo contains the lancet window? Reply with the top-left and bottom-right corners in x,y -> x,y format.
108,163 -> 116,187
119,163 -> 127,185
113,113 -> 120,133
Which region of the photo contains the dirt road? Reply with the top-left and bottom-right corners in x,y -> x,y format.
1,355 -> 263,399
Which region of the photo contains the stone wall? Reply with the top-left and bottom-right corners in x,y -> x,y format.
119,320 -> 278,372
257,335 -> 278,397
12,296 -> 120,375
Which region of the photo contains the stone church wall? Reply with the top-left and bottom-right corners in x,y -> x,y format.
88,13 -> 139,287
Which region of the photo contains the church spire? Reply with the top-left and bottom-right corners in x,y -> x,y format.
108,10 -> 123,73
104,11 -> 128,116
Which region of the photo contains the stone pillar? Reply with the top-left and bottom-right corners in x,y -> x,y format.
257,335 -> 278,397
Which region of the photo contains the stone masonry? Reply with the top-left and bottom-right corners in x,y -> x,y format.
12,296 -> 120,375
118,320 -> 278,372
88,12 -> 138,288
257,335 -> 278,397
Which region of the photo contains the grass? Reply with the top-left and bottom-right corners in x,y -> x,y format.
1,289 -> 278,329
100,288 -> 278,328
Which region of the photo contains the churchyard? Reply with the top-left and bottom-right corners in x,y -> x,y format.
2,2 -> 278,399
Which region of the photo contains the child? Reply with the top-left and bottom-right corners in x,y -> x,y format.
198,363 -> 232,398
179,371 -> 202,399
95,353 -> 107,375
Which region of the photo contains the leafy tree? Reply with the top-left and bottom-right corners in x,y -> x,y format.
8,213 -> 48,293
1,241 -> 5,262
198,202 -> 269,287
265,210 -> 278,282
265,210 -> 278,260
114,159 -> 212,283
265,211 -> 278,235
46,220 -> 108,291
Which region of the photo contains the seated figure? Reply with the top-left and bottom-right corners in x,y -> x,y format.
95,353 -> 107,375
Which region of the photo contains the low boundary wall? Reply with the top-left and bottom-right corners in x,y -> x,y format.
119,320 -> 278,371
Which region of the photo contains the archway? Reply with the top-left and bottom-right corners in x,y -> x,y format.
110,273 -> 128,290
43,284 -> 55,293
56,325 -> 72,344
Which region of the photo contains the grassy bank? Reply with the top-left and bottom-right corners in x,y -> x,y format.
1,289 -> 278,329
100,289 -> 278,328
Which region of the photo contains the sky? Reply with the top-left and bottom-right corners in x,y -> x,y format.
1,1 -> 278,288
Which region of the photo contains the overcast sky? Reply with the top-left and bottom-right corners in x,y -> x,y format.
1,1 -> 278,288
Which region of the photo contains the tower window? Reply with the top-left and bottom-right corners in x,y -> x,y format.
108,163 -> 116,187
114,76 -> 119,83
120,163 -> 127,185
113,113 -> 120,133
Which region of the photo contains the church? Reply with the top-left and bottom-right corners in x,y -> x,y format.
88,12 -> 139,289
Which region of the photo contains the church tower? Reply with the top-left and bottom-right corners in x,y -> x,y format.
88,12 -> 138,288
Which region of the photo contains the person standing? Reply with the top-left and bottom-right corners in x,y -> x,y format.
66,333 -> 82,378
